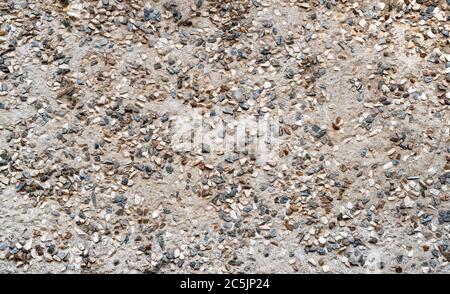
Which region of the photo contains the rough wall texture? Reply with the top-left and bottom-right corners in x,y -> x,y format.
0,0 -> 449,273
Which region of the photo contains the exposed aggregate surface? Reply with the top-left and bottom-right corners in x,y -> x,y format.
0,0 -> 449,273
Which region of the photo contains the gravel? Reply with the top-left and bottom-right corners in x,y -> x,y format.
0,0 -> 449,274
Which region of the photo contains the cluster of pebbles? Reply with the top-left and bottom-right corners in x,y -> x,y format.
0,0 -> 449,273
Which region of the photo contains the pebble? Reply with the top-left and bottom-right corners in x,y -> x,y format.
318,237 -> 327,245
404,196 -> 414,208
